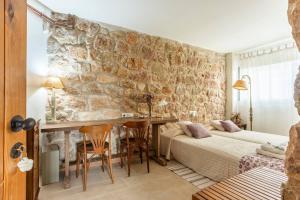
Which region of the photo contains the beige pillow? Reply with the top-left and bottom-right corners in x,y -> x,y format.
210,120 -> 225,131
177,121 -> 193,137
203,123 -> 215,131
165,122 -> 181,130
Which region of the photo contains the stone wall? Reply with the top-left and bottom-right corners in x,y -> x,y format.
283,1 -> 300,200
47,12 -> 226,123
46,12 -> 226,160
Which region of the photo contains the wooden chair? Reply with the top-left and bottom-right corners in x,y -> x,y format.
76,124 -> 114,191
120,120 -> 150,176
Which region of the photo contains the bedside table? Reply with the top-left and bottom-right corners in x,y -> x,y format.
237,123 -> 247,130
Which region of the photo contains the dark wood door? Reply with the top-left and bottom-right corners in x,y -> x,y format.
1,0 -> 27,199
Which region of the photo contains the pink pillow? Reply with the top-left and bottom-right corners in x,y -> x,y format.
187,124 -> 211,139
220,120 -> 241,132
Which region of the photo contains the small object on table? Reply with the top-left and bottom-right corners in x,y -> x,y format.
134,93 -> 154,118
143,93 -> 154,118
192,167 -> 287,200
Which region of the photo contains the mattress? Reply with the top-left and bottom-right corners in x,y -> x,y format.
209,130 -> 288,145
168,134 -> 261,181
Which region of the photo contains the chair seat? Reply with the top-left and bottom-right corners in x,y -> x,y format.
120,138 -> 148,147
77,141 -> 109,153
120,138 -> 149,153
120,137 -> 147,143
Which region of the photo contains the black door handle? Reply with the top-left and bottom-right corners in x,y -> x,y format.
10,115 -> 36,132
10,142 -> 25,159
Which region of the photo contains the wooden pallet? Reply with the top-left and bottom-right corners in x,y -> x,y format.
192,167 -> 287,200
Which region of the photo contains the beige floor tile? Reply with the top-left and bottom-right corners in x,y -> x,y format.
39,161 -> 197,200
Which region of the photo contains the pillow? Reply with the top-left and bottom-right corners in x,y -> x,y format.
162,128 -> 184,138
220,120 -> 241,132
165,122 -> 181,130
177,121 -> 193,137
187,123 -> 211,139
203,124 -> 215,131
210,120 -> 225,131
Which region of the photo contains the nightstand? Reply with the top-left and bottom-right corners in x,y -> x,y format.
237,123 -> 247,130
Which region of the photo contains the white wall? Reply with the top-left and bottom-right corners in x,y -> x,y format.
225,53 -> 239,119
26,1 -> 50,122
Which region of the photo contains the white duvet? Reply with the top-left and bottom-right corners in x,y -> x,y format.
209,130 -> 288,145
160,129 -> 261,181
160,127 -> 184,160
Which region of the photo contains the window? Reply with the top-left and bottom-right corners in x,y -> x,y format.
236,42 -> 300,135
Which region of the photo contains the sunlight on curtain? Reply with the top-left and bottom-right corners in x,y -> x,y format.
237,47 -> 300,135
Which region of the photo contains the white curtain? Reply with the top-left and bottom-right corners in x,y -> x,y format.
237,47 -> 300,136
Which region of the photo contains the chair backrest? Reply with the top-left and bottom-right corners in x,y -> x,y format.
79,124 -> 113,154
123,120 -> 150,145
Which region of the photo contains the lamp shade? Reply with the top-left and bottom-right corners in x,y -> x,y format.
233,79 -> 248,90
44,77 -> 64,89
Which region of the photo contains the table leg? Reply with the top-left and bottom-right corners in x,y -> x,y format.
152,124 -> 167,166
117,125 -> 123,167
63,130 -> 71,189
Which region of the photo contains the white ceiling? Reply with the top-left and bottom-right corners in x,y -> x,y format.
39,0 -> 292,53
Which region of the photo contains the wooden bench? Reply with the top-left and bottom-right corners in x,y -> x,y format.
192,167 -> 287,200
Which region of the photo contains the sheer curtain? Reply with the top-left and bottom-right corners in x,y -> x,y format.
237,46 -> 300,136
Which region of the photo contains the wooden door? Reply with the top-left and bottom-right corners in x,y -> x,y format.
1,0 -> 27,199
0,0 -> 4,198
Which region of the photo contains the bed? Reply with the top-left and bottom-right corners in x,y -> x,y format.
160,125 -> 286,182
209,129 -> 288,145
161,132 -> 260,181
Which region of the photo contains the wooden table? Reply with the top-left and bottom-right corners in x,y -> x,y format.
41,117 -> 177,189
192,167 -> 287,200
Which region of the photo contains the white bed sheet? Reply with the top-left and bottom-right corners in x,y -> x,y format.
209,130 -> 288,145
163,134 -> 260,181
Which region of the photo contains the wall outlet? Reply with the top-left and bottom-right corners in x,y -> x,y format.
189,111 -> 197,117
121,113 -> 134,118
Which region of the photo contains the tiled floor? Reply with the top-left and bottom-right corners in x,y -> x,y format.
39,160 -> 198,200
